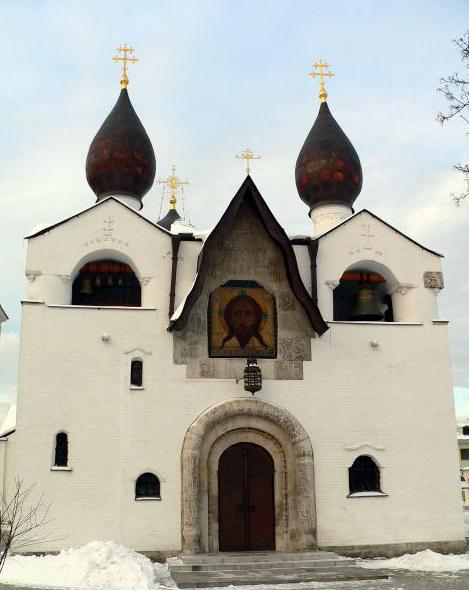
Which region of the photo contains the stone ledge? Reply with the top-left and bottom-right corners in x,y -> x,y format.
323,539 -> 466,558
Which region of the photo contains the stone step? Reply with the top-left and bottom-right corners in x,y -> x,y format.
180,550 -> 342,564
172,565 -> 388,588
171,557 -> 356,572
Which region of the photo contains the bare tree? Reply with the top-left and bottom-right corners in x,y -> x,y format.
437,31 -> 469,205
0,478 -> 51,573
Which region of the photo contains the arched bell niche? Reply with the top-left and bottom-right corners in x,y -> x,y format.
333,261 -> 398,322
72,258 -> 141,307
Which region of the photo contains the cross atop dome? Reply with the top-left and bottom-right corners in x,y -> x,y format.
112,44 -> 139,89
308,60 -> 335,103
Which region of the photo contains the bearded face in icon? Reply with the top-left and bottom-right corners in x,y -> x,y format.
221,294 -> 267,349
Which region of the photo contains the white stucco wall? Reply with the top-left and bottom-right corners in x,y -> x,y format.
11,199 -> 463,553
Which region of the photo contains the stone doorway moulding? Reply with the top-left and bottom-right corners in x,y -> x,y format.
180,398 -> 316,554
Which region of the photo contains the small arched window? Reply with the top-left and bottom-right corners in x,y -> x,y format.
54,432 -> 68,467
72,259 -> 141,307
130,359 -> 143,388
348,455 -> 381,495
135,473 -> 161,500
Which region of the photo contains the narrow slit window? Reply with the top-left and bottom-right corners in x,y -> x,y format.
135,473 -> 160,499
54,432 -> 68,467
131,359 -> 143,387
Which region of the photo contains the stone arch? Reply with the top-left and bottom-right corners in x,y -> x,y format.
181,398 -> 316,554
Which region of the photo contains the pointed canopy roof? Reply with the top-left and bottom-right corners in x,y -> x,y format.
86,88 -> 156,206
295,101 -> 362,212
169,175 -> 328,335
157,207 -> 181,231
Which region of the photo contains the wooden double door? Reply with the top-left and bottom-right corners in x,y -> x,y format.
218,442 -> 275,551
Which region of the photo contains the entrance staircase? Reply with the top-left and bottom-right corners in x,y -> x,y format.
169,551 -> 388,588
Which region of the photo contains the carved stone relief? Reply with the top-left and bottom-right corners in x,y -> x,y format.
423,271 -> 444,290
180,398 -> 316,555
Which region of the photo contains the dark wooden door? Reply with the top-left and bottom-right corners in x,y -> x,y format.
218,442 -> 275,551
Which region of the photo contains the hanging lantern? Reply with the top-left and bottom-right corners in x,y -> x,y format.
80,277 -> 93,295
351,284 -> 383,321
244,357 -> 262,395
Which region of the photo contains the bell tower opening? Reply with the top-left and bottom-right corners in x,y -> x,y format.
72,259 -> 141,307
333,270 -> 393,322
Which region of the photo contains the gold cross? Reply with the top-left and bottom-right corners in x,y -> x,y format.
235,148 -> 261,175
308,60 -> 335,103
158,166 -> 189,210
112,44 -> 139,89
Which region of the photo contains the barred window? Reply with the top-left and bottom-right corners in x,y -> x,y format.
135,473 -> 160,499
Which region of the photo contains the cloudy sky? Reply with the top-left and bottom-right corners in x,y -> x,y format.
0,0 -> 468,415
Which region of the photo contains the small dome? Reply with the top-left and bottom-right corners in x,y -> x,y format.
157,208 -> 181,231
295,102 -> 362,211
86,88 -> 156,205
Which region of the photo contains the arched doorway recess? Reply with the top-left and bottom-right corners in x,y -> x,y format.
181,398 -> 316,554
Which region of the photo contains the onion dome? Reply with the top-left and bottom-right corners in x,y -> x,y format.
86,88 -> 156,206
295,61 -> 362,212
86,45 -> 155,208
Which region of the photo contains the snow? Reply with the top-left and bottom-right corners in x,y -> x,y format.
362,549 -> 469,572
0,541 -> 175,590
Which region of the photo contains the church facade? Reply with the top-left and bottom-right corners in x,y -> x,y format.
2,56 -> 464,558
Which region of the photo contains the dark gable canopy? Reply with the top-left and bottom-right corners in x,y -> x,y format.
168,175 -> 328,335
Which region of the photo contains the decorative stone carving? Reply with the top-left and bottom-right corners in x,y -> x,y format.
25,270 -> 41,282
423,271 -> 444,290
279,338 -> 310,361
180,398 -> 316,555
278,292 -> 296,311
390,283 -> 415,296
140,277 -> 152,286
325,279 -> 340,290
57,275 -> 71,283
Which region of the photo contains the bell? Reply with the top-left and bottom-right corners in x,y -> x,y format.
94,275 -> 102,287
80,277 -> 93,295
351,285 -> 384,321
107,275 -> 113,287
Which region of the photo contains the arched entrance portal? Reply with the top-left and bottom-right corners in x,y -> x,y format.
218,443 -> 275,551
181,398 -> 316,554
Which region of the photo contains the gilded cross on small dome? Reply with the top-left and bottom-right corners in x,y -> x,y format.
309,60 -> 335,103
112,44 -> 139,88
235,148 -> 261,175
158,165 -> 189,210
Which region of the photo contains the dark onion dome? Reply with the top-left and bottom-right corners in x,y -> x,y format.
295,101 -> 362,212
86,88 -> 156,206
157,207 -> 181,230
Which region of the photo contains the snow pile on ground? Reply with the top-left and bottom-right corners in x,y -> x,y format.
0,541 -> 175,590
362,549 -> 469,572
